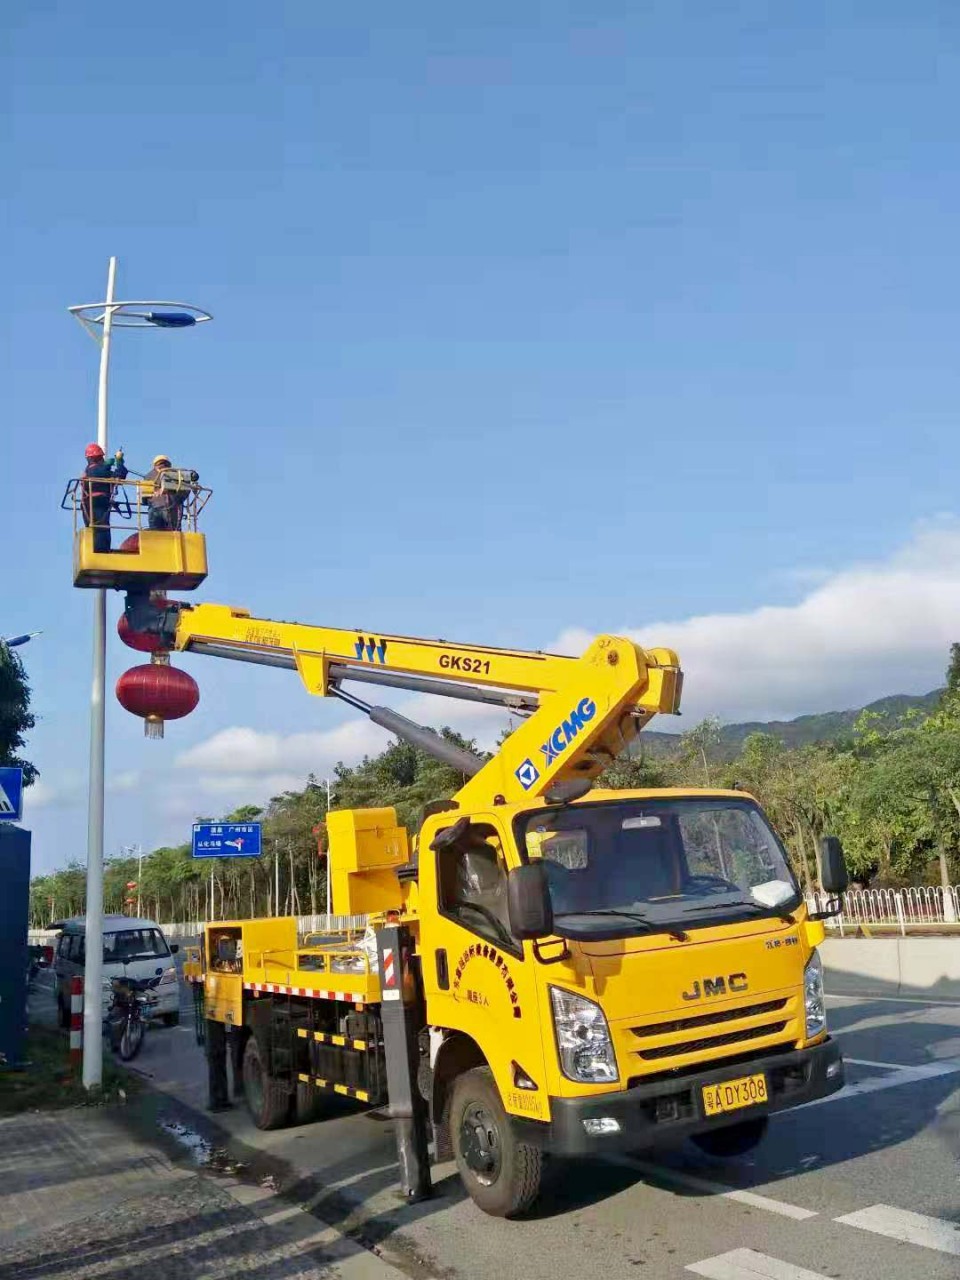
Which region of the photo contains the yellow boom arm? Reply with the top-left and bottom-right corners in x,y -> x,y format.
166,601 -> 682,807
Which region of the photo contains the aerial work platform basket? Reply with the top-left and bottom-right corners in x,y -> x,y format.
62,471 -> 212,591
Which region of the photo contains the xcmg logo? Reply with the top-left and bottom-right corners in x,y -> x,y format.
540,697 -> 597,765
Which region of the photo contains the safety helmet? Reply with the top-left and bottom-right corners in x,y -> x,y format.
153,454 -> 171,467
85,443 -> 105,460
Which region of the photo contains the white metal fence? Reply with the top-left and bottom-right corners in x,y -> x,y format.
807,885 -> 960,935
32,889 -> 960,947
159,913 -> 368,941
29,913 -> 368,948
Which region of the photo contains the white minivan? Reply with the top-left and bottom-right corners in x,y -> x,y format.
53,914 -> 181,1027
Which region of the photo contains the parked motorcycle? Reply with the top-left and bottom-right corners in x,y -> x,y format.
106,974 -> 161,1061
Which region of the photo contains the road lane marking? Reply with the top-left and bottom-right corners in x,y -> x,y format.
835,1204 -> 960,1256
842,1057 -> 907,1069
622,1158 -> 817,1220
687,1248 -> 831,1279
797,1057 -> 960,1107
826,993 -> 960,1007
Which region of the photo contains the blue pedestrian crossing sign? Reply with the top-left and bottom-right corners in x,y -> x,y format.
192,821 -> 262,858
0,767 -> 23,822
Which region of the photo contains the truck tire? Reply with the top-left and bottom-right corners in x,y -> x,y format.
450,1066 -> 542,1218
57,992 -> 69,1030
691,1116 -> 769,1157
295,1079 -> 326,1124
242,1036 -> 290,1130
162,1012 -> 180,1028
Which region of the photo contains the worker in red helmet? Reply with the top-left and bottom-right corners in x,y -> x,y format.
81,442 -> 127,552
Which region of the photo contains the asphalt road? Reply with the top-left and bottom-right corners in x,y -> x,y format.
30,968 -> 960,1279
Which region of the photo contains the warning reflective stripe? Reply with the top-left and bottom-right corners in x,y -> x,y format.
243,980 -> 364,1005
382,948 -> 396,988
298,1071 -> 370,1103
295,1027 -> 368,1050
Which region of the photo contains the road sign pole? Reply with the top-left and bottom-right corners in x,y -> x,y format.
82,255 -> 117,1092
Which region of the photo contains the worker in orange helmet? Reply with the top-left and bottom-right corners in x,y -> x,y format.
81,442 -> 127,552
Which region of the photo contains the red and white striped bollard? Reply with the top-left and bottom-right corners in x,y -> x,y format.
69,975 -> 83,1070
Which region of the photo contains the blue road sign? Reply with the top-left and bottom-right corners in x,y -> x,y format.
192,822 -> 262,858
0,767 -> 24,822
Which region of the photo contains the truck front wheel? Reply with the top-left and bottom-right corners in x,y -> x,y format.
242,1036 -> 291,1130
691,1116 -> 769,1157
450,1067 -> 542,1218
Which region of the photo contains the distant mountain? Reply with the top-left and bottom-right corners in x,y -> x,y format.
642,689 -> 945,758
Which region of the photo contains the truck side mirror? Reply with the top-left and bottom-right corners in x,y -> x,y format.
819,836 -> 849,895
507,863 -> 554,940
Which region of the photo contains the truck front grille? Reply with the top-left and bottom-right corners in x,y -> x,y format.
634,1020 -> 788,1061
631,998 -> 787,1040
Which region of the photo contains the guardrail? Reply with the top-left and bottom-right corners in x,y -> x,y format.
808,884 -> 960,935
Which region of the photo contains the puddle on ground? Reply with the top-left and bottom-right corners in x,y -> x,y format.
159,1117 -> 250,1175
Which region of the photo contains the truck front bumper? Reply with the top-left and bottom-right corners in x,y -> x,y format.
511,1038 -> 843,1156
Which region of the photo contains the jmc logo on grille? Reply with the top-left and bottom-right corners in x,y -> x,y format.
681,972 -> 748,1001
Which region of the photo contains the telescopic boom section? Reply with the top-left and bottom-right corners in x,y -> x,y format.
168,602 -> 580,709
165,601 -> 682,807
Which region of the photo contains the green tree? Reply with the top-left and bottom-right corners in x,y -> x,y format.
679,716 -> 722,786
0,644 -> 38,784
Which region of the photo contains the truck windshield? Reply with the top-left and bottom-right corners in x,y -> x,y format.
516,797 -> 801,938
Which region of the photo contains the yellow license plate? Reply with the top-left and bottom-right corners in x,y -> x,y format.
702,1072 -> 768,1116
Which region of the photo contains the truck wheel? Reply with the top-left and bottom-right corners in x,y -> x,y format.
295,1079 -> 326,1124
450,1067 -> 542,1218
242,1036 -> 290,1130
691,1116 -> 769,1157
162,1012 -> 180,1028
57,993 -> 69,1030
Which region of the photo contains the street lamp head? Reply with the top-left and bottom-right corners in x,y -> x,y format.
2,632 -> 41,649
143,311 -> 200,328
68,300 -> 212,340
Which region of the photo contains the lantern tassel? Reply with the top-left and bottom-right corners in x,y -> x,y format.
145,715 -> 165,740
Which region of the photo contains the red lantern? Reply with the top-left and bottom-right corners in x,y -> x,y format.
117,598 -> 170,653
116,662 -> 199,739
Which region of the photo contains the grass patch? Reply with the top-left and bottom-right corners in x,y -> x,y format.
0,1025 -> 136,1115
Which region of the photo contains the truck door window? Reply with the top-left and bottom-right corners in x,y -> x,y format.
437,827 -> 517,952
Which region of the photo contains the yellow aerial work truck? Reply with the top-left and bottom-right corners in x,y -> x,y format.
157,600 -> 848,1218
64,467 -> 848,1216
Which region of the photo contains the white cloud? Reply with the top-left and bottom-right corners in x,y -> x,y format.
21,780 -> 62,811
21,772 -> 85,812
557,521 -> 960,724
107,771 -> 142,794
174,696 -> 508,778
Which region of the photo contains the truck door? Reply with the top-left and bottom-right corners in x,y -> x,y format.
421,813 -> 548,1122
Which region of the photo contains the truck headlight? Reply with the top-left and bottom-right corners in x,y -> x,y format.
804,950 -> 826,1039
550,987 -> 618,1084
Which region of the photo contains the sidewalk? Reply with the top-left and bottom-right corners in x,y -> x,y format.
0,1105 -> 406,1280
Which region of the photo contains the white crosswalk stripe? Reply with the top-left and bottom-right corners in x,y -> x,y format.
835,1204 -> 960,1256
686,1249 -> 831,1279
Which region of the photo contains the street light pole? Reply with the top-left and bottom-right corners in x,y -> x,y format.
70,263 -> 211,1090
81,255 -> 116,1092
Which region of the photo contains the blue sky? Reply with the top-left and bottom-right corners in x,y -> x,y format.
5,4 -> 960,875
